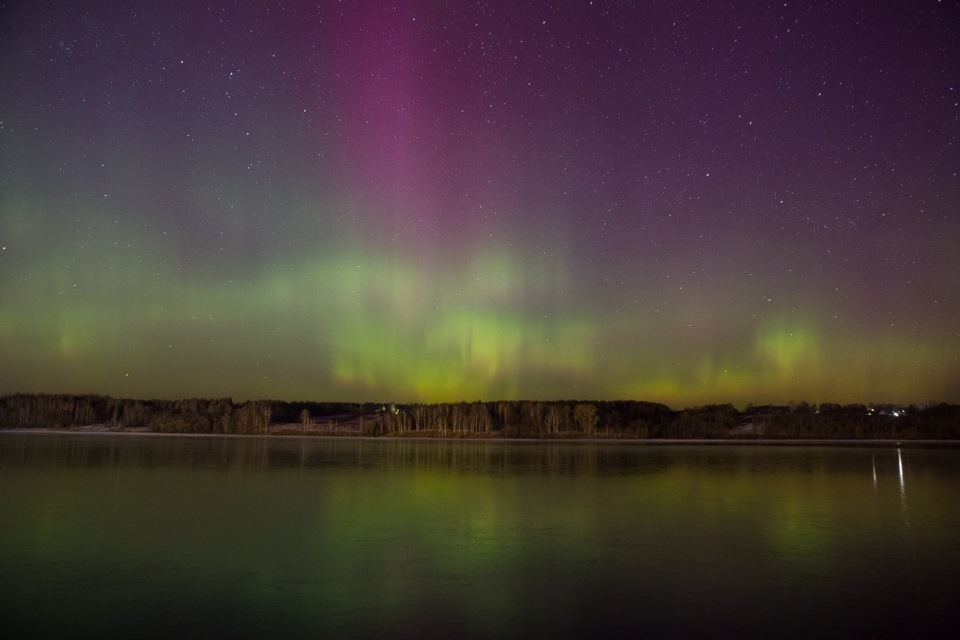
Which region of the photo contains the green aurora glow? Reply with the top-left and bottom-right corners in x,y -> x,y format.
1,1 -> 958,406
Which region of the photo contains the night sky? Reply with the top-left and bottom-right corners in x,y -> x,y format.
1,1 -> 958,407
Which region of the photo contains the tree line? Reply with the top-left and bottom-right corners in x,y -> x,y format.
0,393 -> 957,439
0,394 -> 274,435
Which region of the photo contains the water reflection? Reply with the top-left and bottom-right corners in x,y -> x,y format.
898,447 -> 906,495
1,434 -> 958,639
6,433 -> 954,477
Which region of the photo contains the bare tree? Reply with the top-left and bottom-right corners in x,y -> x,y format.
574,403 -> 599,434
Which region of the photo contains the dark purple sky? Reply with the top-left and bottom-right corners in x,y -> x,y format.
1,1 -> 958,406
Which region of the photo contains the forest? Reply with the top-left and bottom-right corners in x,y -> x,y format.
0,393 -> 958,440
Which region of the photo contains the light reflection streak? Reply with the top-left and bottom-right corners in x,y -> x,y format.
897,448 -> 909,524
897,448 -> 905,497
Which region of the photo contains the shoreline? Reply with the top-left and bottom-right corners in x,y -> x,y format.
4,395 -> 955,441
2,428 -> 958,447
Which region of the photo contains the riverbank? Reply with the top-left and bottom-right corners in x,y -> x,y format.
3,428 -> 958,447
4,394 -> 957,440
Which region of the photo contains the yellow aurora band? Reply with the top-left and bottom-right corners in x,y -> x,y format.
0,204 -> 955,407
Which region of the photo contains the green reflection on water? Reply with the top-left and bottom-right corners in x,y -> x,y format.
1,435 -> 958,638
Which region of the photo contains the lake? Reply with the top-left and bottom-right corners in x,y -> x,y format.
1,433 -> 958,638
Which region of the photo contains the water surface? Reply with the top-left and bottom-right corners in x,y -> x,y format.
1,434 -> 958,638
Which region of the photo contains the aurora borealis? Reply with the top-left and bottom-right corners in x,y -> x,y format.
1,1 -> 958,406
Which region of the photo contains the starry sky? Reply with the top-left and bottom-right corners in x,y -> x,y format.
1,0 -> 958,407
